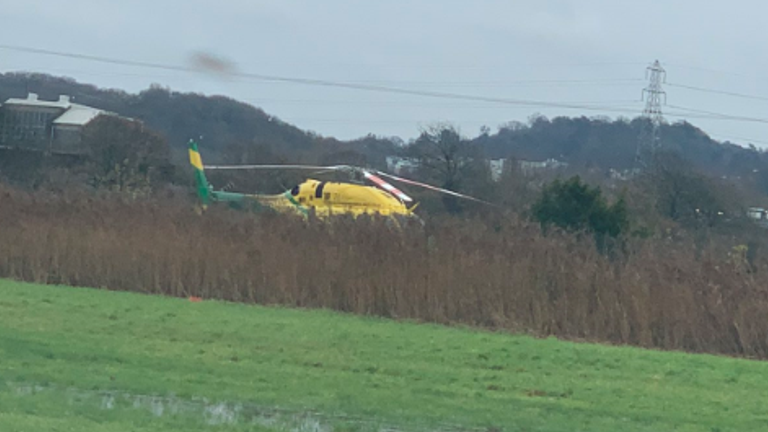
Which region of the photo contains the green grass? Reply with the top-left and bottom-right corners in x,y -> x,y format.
1,279 -> 767,431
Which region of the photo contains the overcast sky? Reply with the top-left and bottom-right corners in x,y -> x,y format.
2,0 -> 768,146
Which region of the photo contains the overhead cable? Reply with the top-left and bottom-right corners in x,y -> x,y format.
668,82 -> 768,103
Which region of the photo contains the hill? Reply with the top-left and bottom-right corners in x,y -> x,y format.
0,72 -> 399,166
474,115 -> 768,178
3,278 -> 768,431
3,72 -> 768,186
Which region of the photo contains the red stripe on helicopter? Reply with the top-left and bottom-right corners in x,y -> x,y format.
362,171 -> 413,202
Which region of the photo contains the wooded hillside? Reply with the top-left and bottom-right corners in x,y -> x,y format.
3,72 -> 767,183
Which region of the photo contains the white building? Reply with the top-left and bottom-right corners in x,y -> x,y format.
0,93 -> 112,154
385,156 -> 420,174
747,207 -> 768,228
488,158 -> 506,182
518,158 -> 568,176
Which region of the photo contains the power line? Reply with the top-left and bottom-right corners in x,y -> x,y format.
5,63 -> 642,88
308,60 -> 648,70
241,97 -> 642,108
664,62 -> 758,80
0,44 -> 652,116
667,104 -> 768,125
667,82 -> 768,103
315,78 -> 643,87
2,44 -> 768,131
0,44 -> 193,73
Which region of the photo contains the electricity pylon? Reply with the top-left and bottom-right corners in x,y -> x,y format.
637,60 -> 666,167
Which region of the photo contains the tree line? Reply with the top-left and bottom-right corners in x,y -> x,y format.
2,72 -> 768,247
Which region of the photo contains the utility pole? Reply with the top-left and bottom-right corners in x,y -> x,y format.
637,60 -> 666,166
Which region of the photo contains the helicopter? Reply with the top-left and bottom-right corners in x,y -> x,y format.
188,139 -> 490,220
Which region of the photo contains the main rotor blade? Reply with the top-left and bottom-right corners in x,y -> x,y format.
204,164 -> 350,171
362,170 -> 413,202
374,171 -> 498,207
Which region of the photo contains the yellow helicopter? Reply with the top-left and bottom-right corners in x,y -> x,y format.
188,139 -> 489,220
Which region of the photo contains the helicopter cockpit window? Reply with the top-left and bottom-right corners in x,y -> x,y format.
315,182 -> 327,199
290,185 -> 300,196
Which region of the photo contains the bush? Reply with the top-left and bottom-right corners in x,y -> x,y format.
82,115 -> 171,196
532,176 -> 628,240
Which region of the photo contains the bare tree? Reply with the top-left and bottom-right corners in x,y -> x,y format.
643,151 -> 741,229
407,123 -> 489,213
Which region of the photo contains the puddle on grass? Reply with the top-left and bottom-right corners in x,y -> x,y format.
7,382 -> 395,432
11,381 -> 337,431
7,381 -> 487,432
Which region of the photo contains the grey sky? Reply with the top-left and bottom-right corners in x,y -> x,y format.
2,0 -> 768,145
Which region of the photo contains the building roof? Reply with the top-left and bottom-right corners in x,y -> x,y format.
2,93 -> 115,127
53,104 -> 106,126
3,93 -> 125,129
4,93 -> 71,109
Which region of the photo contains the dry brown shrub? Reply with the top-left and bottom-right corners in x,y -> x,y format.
2,183 -> 767,358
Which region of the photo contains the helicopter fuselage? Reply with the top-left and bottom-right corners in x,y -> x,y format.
211,178 -> 415,218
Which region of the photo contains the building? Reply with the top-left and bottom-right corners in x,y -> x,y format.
0,93 -> 111,154
608,168 -> 640,181
518,158 -> 568,176
385,156 -> 420,175
747,207 -> 768,228
385,157 -> 509,182
488,158 -> 506,182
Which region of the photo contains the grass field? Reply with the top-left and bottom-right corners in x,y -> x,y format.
1,279 -> 767,431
